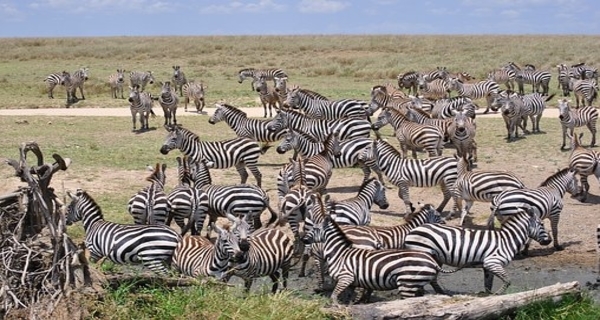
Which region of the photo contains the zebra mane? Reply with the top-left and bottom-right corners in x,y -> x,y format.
327,177 -> 377,208
400,71 -> 418,78
173,125 -> 200,143
239,68 -> 256,73
539,167 -> 571,187
74,189 -> 103,218
297,88 -> 329,100
571,62 -> 586,68
371,85 -> 387,93
291,128 -> 319,143
220,103 -> 248,118
376,139 -> 402,157
409,106 -> 432,118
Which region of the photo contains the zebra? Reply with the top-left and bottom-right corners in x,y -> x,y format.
253,75 -> 281,118
417,75 -> 451,100
566,132 -> 600,203
158,81 -> 179,126
558,98 -> 598,150
447,109 -> 478,164
326,178 -> 389,226
65,189 -> 181,275
225,216 -> 294,293
570,78 -> 598,108
404,106 -> 453,142
284,86 -> 368,120
208,103 -> 288,153
182,81 -> 205,113
159,124 -> 264,187
421,66 -> 449,82
431,96 -> 478,119
404,207 -> 551,294
489,168 -> 580,252
188,157 -> 278,234
556,64 -> 573,97
64,67 -> 89,103
569,62 -> 599,81
127,163 -> 171,226
44,71 -> 68,99
447,77 -> 500,114
275,129 -> 384,185
505,62 -> 551,96
454,155 -> 525,226
397,71 -> 420,95
372,107 -> 445,159
237,68 -> 287,90
108,69 -> 126,99
274,76 -> 292,107
166,156 -> 210,236
368,85 -> 420,115
130,70 -> 155,92
305,195 -> 456,304
495,90 -> 529,142
487,68 -> 516,91
128,84 -> 156,131
171,65 -> 188,97
265,109 -> 372,142
373,138 -> 459,214
171,228 -> 232,280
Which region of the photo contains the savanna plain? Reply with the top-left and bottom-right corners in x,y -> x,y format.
1,35 -> 600,319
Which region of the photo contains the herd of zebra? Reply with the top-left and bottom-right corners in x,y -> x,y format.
60,63 -> 600,305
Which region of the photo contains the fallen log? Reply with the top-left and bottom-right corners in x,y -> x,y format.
334,281 -> 581,320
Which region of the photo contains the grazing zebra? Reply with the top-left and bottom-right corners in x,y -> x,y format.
237,68 -> 287,90
108,69 -> 126,99
64,67 -> 89,103
171,228 -> 232,280
404,207 -> 551,294
284,86 -> 368,120
182,81 -> 205,113
431,96 -> 478,119
266,109 -> 372,142
189,158 -> 278,233
570,78 -> 598,108
127,163 -> 171,225
128,84 -> 156,131
488,68 -> 516,91
489,168 -> 580,252
417,75 -> 451,100
208,103 -> 288,153
44,71 -> 65,99
447,109 -> 478,164
159,124 -> 264,187
130,70 -> 155,92
454,155 -> 525,226
566,132 -> 600,203
66,189 -> 181,275
166,156 -> 210,235
171,65 -> 188,97
253,75 -> 281,118
158,81 -> 179,126
558,98 -> 598,150
505,62 -> 551,96
226,216 -> 294,293
447,77 -> 500,114
372,108 -> 445,159
275,129 -> 384,185
397,71 -> 420,95
374,139 -> 459,214
327,178 -> 389,226
306,197 -> 455,304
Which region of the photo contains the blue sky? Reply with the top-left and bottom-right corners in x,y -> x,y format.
0,0 -> 599,37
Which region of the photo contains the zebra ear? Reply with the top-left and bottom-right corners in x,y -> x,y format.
161,163 -> 167,172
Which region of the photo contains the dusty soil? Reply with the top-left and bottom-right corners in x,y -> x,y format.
2,106 -> 599,306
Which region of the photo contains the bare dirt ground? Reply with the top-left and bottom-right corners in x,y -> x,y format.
2,106 -> 599,306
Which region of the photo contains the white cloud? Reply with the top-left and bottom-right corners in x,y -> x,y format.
500,9 -> 521,18
298,0 -> 349,14
200,1 -> 286,14
28,0 -> 174,13
0,1 -> 22,20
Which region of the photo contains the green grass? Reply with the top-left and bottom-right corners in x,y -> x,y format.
509,293 -> 600,320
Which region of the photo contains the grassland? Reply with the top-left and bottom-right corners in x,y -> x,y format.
1,35 -> 600,319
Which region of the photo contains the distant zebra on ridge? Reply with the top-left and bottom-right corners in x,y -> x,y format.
130,70 -> 155,92
44,71 -> 68,99
238,67 -> 287,90
171,65 -> 188,97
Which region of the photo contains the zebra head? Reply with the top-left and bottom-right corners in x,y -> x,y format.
128,85 -> 141,103
416,73 -> 427,90
172,65 -> 183,80
371,108 -> 391,130
266,110 -> 287,132
557,98 -> 571,119
160,81 -> 173,98
208,104 -> 226,125
276,130 -> 297,154
116,69 -> 125,83
274,76 -> 287,93
211,223 -> 238,278
238,68 -> 255,83
60,71 -> 71,86
228,216 -> 251,263
65,188 -> 101,226
253,75 -> 267,93
369,178 -> 389,210
65,189 -> 83,225
79,67 -> 89,81
522,207 -> 552,246
405,203 -> 445,225
146,71 -> 155,85
159,124 -> 183,155
283,86 -> 301,108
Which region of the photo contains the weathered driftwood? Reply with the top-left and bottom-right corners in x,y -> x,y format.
335,281 -> 581,320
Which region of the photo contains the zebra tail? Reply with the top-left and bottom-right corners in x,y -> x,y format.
264,204 -> 279,228
437,263 -> 471,274
260,142 -> 272,155
544,93 -> 556,102
150,108 -> 156,118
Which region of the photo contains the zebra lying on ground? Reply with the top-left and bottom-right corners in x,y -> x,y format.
66,189 -> 181,275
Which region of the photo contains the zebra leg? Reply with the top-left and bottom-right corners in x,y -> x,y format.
172,107 -> 177,125
247,164 -> 263,188
430,279 -> 446,295
243,278 -> 255,293
436,183 -> 454,214
140,257 -> 169,276
459,200 -> 474,226
588,124 -> 597,147
269,271 -> 281,293
397,182 -> 415,214
483,263 -> 510,295
580,174 -> 590,203
234,163 -> 250,185
298,245 -> 312,277
331,275 -> 353,305
550,215 -> 563,251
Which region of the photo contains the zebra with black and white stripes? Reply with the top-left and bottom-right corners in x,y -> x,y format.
489,168 -> 580,252
566,132 -> 600,203
417,75 -> 451,100
208,103 -> 287,153
327,178 -> 388,226
404,106 -> 453,142
487,68 -> 516,91
374,138 -> 459,214
422,66 -> 449,82
447,77 -> 500,114
454,155 -> 525,226
128,84 -> 156,131
570,78 -> 598,108
253,75 -> 281,118
397,71 -> 420,96
372,108 -> 445,159
226,215 -> 294,293
431,96 -> 478,119
182,81 -> 205,113
556,64 -> 573,97
505,62 -> 552,96
158,81 -> 179,126
44,71 -> 66,99
558,98 -> 598,150
404,207 -> 551,294
266,109 -> 372,142
171,227 -> 232,280
497,90 -> 528,142
171,65 -> 188,97
64,67 -> 89,103
274,76 -> 292,108
130,70 -> 155,92
368,86 -> 420,115
284,86 -> 368,120
447,109 -> 478,164
305,195 -> 455,304
160,124 -> 264,187
66,189 -> 181,275
237,67 -> 287,90
108,69 -> 126,99
570,62 -> 598,82
127,163 -> 171,226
